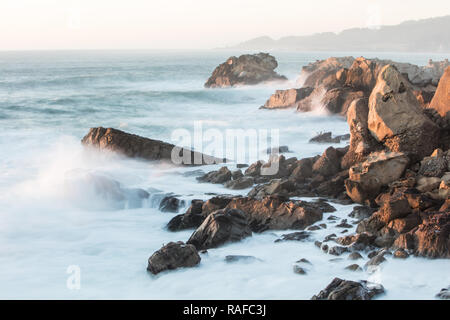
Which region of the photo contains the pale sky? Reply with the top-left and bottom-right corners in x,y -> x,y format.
1,0 -> 449,50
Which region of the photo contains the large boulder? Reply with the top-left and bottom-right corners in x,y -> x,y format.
187,208 -> 252,250
147,242 -> 201,275
429,66 -> 450,118
311,278 -> 385,300
204,53 -> 287,88
367,65 -> 440,160
344,57 -> 385,94
301,57 -> 355,88
197,167 -> 232,184
341,99 -> 381,169
82,127 -> 222,165
345,151 -> 409,204
312,147 -> 341,177
261,87 -> 313,109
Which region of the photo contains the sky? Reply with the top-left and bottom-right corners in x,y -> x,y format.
1,0 -> 449,50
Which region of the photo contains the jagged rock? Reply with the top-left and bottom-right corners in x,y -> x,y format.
290,158 -> 314,181
365,254 -> 387,269
349,206 -> 376,220
205,53 -> 287,88
322,87 -> 365,115
159,196 -> 185,213
81,127 -> 222,165
429,66 -> 450,117
436,286 -> 450,300
341,99 -> 381,169
418,149 -> 448,178
312,147 -> 341,177
224,176 -> 254,190
309,132 -> 350,144
167,196 -> 233,231
226,196 -> 326,232
147,242 -> 201,275
231,169 -> 244,180
328,246 -> 349,256
274,231 -> 310,243
197,167 -> 232,184
393,248 -> 409,259
187,208 -> 252,250
367,65 -> 440,160
416,176 -> 442,193
345,151 -> 409,204
261,88 -> 313,109
247,178 -> 296,199
311,278 -> 384,300
301,57 -> 355,88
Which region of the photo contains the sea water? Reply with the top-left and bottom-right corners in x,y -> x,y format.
0,50 -> 449,299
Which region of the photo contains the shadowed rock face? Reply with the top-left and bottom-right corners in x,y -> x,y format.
311,278 -> 385,300
81,127 -> 223,165
429,66 -> 450,118
204,53 -> 287,88
147,242 -> 201,275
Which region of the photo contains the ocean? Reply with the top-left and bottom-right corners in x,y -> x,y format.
0,50 -> 449,299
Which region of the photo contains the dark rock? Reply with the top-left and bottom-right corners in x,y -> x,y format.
312,147 -> 341,177
365,254 -> 387,269
393,248 -> 409,259
197,167 -> 232,184
311,278 -> 385,300
337,219 -> 353,228
275,231 -> 310,243
293,265 -> 307,275
147,242 -> 201,275
225,255 -> 261,263
187,208 -> 252,250
349,206 -> 376,220
266,146 -> 290,154
345,264 -> 363,272
296,258 -> 312,265
328,246 -> 349,256
348,252 -> 363,260
225,176 -> 254,190
159,195 -> 185,213
436,286 -> 450,300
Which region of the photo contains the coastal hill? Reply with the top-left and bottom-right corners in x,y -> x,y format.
224,15 -> 450,52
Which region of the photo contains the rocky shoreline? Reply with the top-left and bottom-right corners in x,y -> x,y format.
81,53 -> 450,300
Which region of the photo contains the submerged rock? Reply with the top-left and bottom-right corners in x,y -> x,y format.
311,278 -> 385,300
205,53 -> 287,88
159,195 -> 185,213
436,286 -> 450,300
147,242 -> 201,275
274,231 -> 310,243
224,255 -> 261,264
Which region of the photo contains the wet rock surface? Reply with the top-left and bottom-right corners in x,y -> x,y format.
147,242 -> 201,275
311,278 -> 385,300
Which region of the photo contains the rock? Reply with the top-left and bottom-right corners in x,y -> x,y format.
336,219 -> 353,228
81,127 -> 222,165
349,206 -> 376,220
197,167 -> 232,184
416,176 -> 442,193
205,53 -> 287,88
337,233 -> 376,250
429,66 -> 450,117
236,164 -> 249,169
290,158 -> 314,181
293,265 -> 307,275
367,65 -> 440,160
301,57 -> 355,88
418,149 -> 448,178
224,255 -> 261,263
324,233 -> 337,241
328,246 -> 349,256
261,88 -> 313,109
226,196 -> 325,232
159,196 -> 185,213
311,278 -> 384,300
274,231 -> 310,243
147,242 -> 201,275
341,99 -> 381,169
225,176 -> 254,190
167,196 -> 233,231
345,151 -> 409,204
312,147 -> 341,177
365,254 -> 387,269
248,178 -> 296,199
245,161 -> 263,177
321,87 -> 365,115
344,57 -> 385,94
297,258 -> 312,264
345,264 -> 363,272
393,248 -> 409,259
266,146 -> 291,154
348,252 -> 363,260
187,208 -> 252,250
309,132 -> 349,144
436,286 -> 450,300
231,170 -> 244,180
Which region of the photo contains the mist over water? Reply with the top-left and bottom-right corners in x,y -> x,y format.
1,50 -> 449,299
